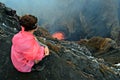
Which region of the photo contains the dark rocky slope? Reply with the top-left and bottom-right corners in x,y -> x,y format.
0,2 -> 120,80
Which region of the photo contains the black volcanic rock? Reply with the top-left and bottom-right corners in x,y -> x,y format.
0,2 -> 120,80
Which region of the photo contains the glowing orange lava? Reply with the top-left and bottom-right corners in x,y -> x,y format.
52,32 -> 65,40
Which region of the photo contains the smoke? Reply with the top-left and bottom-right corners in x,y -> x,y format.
0,0 -> 84,24
1,0 -> 120,41
0,0 -> 85,37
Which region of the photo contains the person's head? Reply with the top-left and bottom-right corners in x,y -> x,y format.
20,14 -> 38,31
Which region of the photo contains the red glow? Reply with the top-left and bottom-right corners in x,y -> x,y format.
52,32 -> 65,40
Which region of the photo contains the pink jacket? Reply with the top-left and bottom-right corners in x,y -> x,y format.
11,27 -> 45,72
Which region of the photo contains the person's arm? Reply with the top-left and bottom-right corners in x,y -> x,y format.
34,46 -> 49,64
44,46 -> 49,56
34,38 -> 49,64
35,37 -> 49,56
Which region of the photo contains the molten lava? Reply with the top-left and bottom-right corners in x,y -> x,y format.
52,32 -> 65,40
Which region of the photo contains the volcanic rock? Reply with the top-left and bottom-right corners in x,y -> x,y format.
77,36 -> 120,64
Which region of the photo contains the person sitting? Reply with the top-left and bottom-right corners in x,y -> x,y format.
11,14 -> 49,72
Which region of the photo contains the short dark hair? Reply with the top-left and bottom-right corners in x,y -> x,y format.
19,14 -> 38,31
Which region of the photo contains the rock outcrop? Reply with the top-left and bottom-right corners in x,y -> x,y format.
77,36 -> 120,64
0,2 -> 120,80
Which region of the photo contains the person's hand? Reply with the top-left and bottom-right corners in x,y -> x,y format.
34,60 -> 40,64
44,46 -> 49,56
